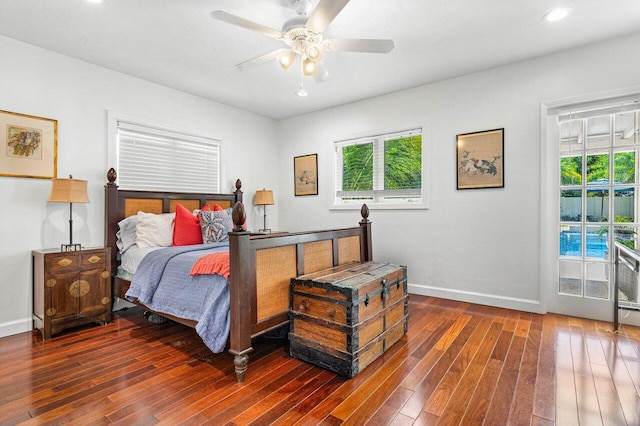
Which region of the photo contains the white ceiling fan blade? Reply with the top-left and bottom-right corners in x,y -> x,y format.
306,0 -> 350,34
323,38 -> 395,53
236,48 -> 290,71
211,11 -> 283,39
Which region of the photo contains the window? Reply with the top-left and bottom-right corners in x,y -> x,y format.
113,117 -> 221,193
334,127 -> 426,209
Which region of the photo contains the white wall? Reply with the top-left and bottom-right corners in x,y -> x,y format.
3,31 -> 640,338
277,31 -> 640,314
0,35 -> 279,337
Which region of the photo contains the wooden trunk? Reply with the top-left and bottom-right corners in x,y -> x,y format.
289,261 -> 408,378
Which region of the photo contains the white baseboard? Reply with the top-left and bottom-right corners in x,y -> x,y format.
408,283 -> 543,314
0,318 -> 33,339
1,298 -> 135,339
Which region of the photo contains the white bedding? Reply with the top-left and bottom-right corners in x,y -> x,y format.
120,244 -> 161,275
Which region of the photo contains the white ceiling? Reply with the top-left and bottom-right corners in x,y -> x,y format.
1,0 -> 640,120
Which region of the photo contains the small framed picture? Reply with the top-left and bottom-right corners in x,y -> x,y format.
0,110 -> 57,179
294,153 -> 318,196
456,128 -> 504,190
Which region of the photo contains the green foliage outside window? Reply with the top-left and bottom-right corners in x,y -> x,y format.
561,151 -> 635,186
586,153 -> 609,183
342,143 -> 373,191
342,135 -> 422,193
384,136 -> 422,190
561,156 -> 582,186
614,151 -> 635,184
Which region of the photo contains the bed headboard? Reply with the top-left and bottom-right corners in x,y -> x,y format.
104,167 -> 243,275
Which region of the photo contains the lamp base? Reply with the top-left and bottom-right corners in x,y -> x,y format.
61,243 -> 82,252
258,228 -> 271,234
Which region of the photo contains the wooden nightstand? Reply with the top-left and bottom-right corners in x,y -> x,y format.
32,247 -> 112,340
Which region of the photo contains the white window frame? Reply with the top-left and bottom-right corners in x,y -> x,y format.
332,124 -> 428,210
107,111 -> 222,193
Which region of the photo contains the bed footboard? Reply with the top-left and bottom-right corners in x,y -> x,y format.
228,203 -> 372,382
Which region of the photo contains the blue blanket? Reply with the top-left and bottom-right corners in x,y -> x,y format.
126,242 -> 231,353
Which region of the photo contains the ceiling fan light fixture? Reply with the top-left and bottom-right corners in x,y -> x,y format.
211,0 -> 395,79
278,50 -> 296,70
305,44 -> 324,63
302,58 -> 317,76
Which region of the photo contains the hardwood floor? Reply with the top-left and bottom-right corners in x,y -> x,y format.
1,295 -> 638,425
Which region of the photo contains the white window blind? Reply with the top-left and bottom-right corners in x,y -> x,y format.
551,94 -> 640,121
116,121 -> 221,193
334,127 -> 425,209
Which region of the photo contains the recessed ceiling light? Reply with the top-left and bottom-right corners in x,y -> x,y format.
544,8 -> 569,22
86,0 -> 103,4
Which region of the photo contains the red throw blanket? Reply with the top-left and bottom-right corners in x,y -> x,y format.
190,251 -> 230,278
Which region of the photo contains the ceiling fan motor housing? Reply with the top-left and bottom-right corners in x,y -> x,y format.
282,22 -> 322,55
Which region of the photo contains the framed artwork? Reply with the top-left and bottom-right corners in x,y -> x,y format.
0,110 -> 57,179
294,153 -> 318,196
456,128 -> 504,190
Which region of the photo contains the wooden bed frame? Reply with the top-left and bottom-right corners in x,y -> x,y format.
104,168 -> 373,382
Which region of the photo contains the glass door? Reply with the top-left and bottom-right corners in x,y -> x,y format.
557,109 -> 639,320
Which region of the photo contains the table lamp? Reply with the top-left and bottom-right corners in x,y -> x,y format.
254,189 -> 274,233
48,175 -> 89,251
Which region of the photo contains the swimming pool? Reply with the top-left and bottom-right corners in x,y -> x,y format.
560,231 -> 608,258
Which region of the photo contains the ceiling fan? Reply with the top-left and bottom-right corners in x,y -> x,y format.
211,0 -> 394,88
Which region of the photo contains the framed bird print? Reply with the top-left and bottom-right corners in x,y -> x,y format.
294,153 -> 318,196
456,128 -> 504,190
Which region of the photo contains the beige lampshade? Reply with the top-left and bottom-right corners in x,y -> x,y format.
254,189 -> 274,206
48,177 -> 89,203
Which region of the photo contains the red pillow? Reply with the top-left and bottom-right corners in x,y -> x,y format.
213,204 -> 224,211
172,203 -> 210,246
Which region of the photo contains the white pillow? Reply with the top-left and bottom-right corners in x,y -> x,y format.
116,215 -> 138,253
135,211 -> 175,248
